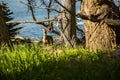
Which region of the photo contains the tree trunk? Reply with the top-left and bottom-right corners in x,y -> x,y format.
0,6 -> 10,46
80,0 -> 117,52
60,0 -> 77,47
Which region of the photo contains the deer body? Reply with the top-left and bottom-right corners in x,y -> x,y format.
42,29 -> 53,45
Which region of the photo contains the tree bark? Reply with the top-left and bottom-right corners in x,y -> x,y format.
0,6 -> 10,46
80,0 -> 117,52
60,0 -> 77,47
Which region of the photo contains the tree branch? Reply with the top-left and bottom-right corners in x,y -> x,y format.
79,13 -> 102,22
54,0 -> 71,13
105,19 -> 120,26
6,18 -> 60,35
27,0 -> 37,21
19,0 -> 61,13
6,18 -> 56,24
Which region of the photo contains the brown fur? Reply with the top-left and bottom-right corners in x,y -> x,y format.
42,29 -> 53,45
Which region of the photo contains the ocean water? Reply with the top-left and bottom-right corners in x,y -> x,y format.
0,0 -> 84,40
2,0 -> 84,40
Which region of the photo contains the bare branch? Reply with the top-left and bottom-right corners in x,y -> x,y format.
19,0 -> 61,13
6,18 -> 56,25
40,22 -> 60,35
6,18 -> 60,35
105,19 -> 120,26
27,0 -> 37,21
54,0 -> 71,13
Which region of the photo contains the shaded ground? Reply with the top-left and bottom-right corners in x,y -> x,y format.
0,45 -> 120,80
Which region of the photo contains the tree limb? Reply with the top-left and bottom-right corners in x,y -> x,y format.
6,18 -> 60,35
54,0 -> 71,13
105,19 -> 120,26
6,18 -> 56,24
27,0 -> 37,21
19,0 -> 62,13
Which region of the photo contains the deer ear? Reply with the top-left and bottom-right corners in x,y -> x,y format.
40,28 -> 47,31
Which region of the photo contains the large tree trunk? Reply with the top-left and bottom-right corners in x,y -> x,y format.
60,0 -> 77,47
80,0 -> 118,52
0,6 -> 10,46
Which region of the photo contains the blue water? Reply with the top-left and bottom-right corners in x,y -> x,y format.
1,0 -> 119,40
0,0 -> 83,40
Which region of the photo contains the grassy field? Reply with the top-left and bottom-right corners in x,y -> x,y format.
0,44 -> 120,80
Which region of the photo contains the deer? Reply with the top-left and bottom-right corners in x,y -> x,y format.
42,29 -> 53,45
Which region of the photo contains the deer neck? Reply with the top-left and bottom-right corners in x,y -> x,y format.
43,33 -> 47,39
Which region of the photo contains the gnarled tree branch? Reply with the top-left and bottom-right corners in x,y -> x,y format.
19,0 -> 62,13
6,18 -> 56,24
105,19 -> 120,26
6,18 -> 60,35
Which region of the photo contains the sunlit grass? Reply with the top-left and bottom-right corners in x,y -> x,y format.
0,44 -> 120,80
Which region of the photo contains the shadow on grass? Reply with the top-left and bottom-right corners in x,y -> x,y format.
0,47 -> 120,80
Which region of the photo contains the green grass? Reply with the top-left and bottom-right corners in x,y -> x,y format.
0,44 -> 120,80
